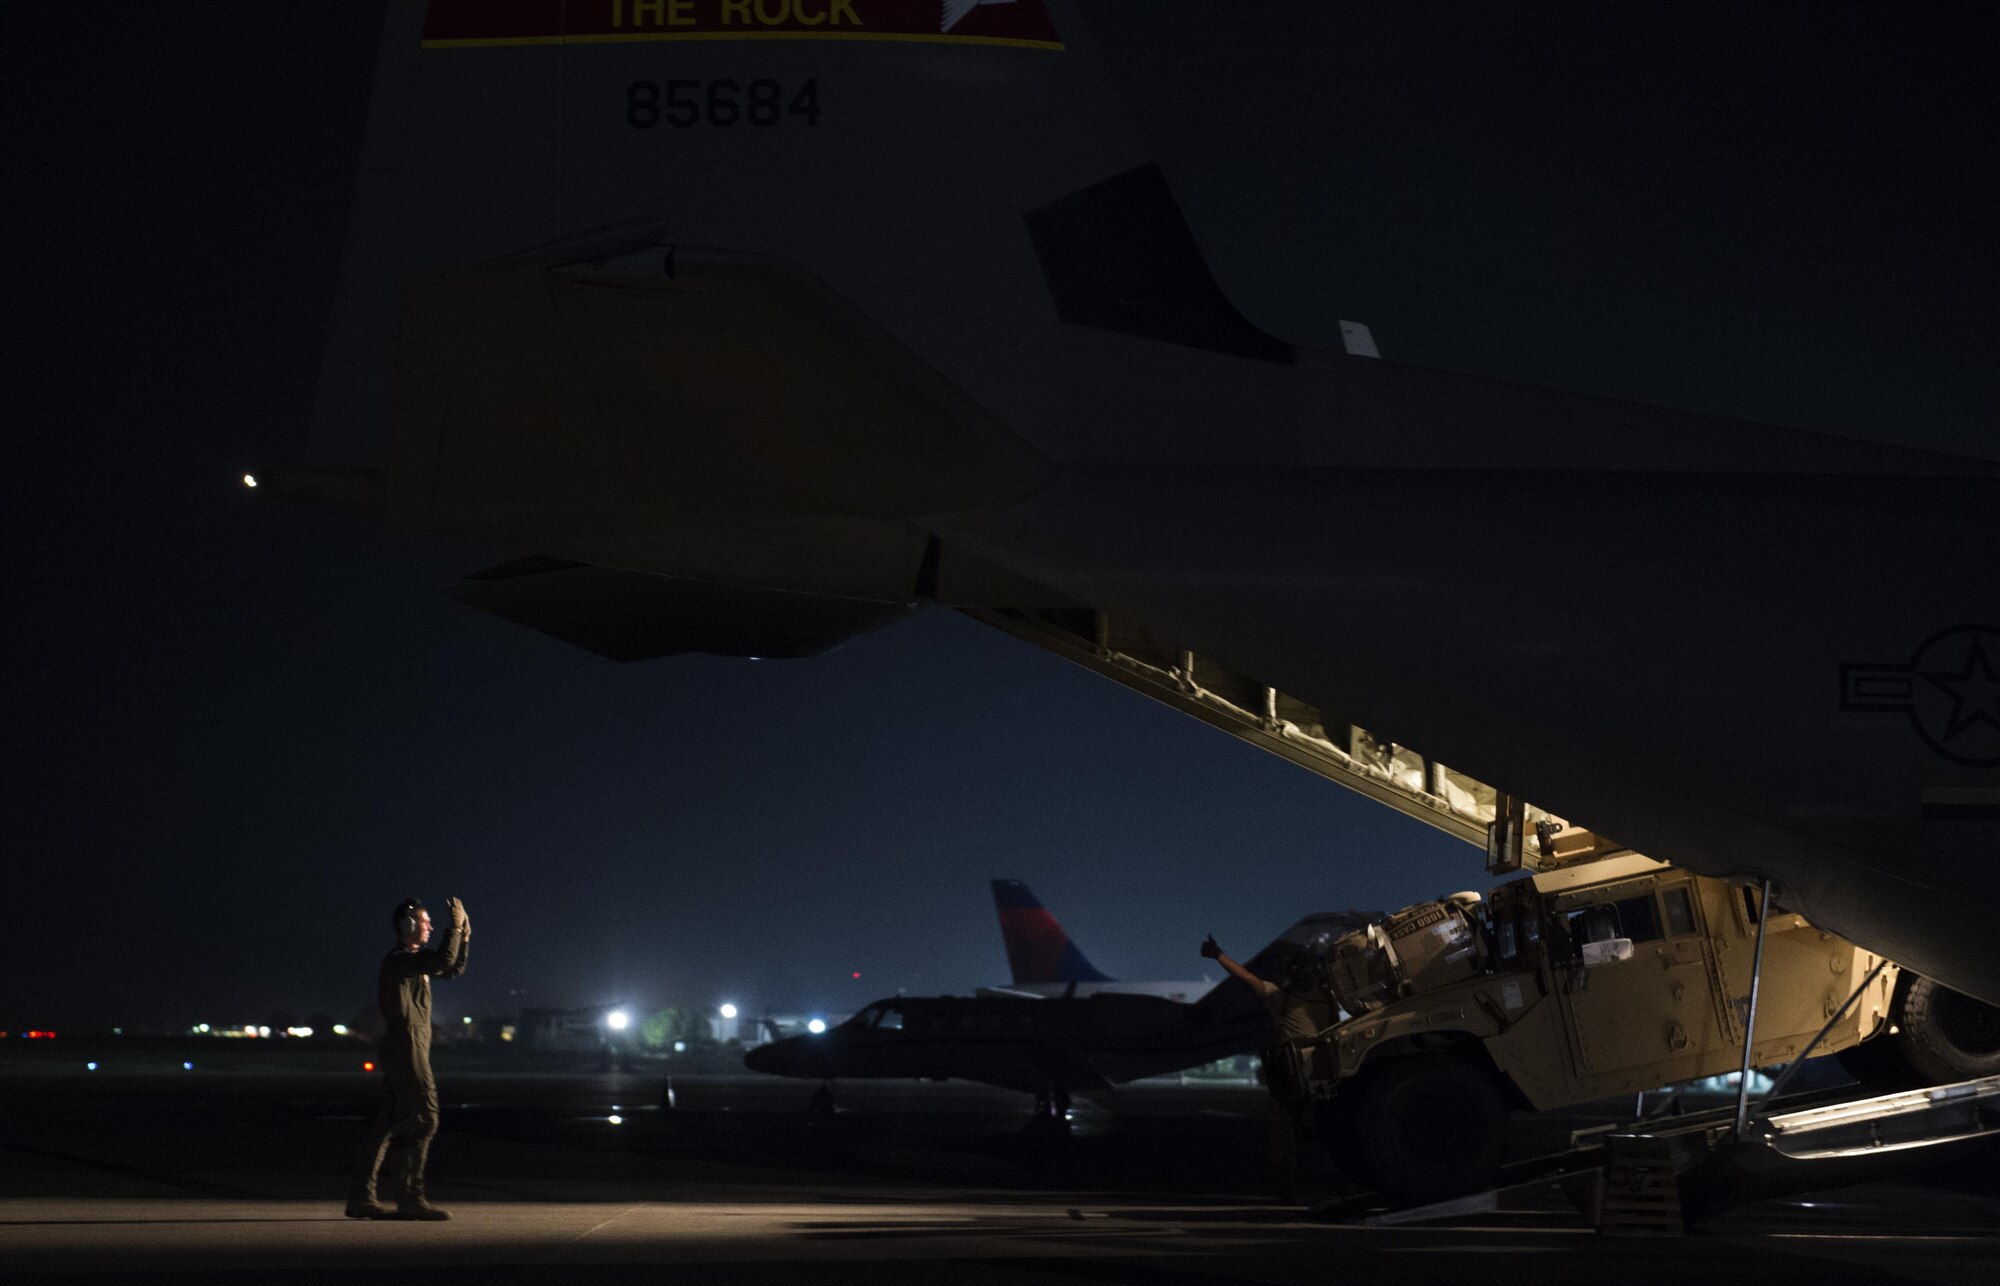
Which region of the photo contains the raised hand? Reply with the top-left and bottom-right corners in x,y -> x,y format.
1200,934 -> 1223,960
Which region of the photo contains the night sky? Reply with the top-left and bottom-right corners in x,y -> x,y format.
7,2 -> 1994,1034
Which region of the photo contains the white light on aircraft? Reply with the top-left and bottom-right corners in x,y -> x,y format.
86,1062 -> 98,1071
242,474 -> 257,488
606,1010 -> 631,1031
183,1062 -> 194,1070
718,1003 -> 738,1020
608,1114 -> 624,1125
807,1019 -> 826,1034
332,1024 -> 348,1036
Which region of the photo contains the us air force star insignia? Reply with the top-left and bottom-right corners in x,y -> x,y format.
1841,625 -> 2000,766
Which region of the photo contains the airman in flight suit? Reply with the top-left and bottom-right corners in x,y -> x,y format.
1202,933 -> 1333,1202
346,895 -> 469,1220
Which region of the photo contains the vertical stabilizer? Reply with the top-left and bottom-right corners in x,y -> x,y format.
991,880 -> 1112,985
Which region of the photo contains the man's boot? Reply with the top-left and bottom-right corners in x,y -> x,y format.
344,1177 -> 394,1220
390,1142 -> 450,1221
344,1140 -> 393,1218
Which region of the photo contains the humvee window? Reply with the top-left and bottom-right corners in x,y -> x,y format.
1612,893 -> 1662,943
1663,886 -> 1696,936
1564,894 -> 1663,947
1567,904 -> 1620,945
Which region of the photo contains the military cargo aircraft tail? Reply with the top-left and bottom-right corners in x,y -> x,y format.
316,0 -> 2000,1005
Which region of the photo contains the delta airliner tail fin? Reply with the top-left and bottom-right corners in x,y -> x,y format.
991,879 -> 1112,986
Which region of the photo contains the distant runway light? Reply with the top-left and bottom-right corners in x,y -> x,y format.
183,1062 -> 194,1071
608,1114 -> 624,1125
363,1061 -> 376,1072
332,1024 -> 347,1036
86,1062 -> 97,1071
673,1041 -> 686,1053
807,1019 -> 826,1035
606,1009 -> 631,1031
718,1003 -> 738,1020
242,474 -> 257,488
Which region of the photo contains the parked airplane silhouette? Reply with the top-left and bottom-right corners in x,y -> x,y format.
743,910 -> 1368,1116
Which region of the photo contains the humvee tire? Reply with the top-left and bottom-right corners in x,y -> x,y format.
1346,1053 -> 1506,1204
1899,976 -> 2000,1084
1840,973 -> 2000,1090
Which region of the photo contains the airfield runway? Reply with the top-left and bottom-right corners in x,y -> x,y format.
3,1048 -> 1997,1284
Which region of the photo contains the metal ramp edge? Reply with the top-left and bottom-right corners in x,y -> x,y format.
964,605 -> 1568,856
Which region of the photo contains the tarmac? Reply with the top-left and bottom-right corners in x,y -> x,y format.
3,1046 -> 1997,1283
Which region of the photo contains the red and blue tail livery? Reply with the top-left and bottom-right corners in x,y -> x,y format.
991,879 -> 1110,986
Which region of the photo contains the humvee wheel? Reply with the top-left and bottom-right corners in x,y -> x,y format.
1842,974 -> 2000,1090
1347,1054 -> 1506,1204
1900,976 -> 2000,1084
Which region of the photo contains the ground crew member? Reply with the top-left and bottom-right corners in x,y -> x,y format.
346,896 -> 470,1220
1201,933 -> 1332,1201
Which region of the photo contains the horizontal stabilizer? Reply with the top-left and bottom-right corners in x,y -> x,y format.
451,557 -> 913,662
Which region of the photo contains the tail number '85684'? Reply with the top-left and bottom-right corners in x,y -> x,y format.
627,79 -> 821,128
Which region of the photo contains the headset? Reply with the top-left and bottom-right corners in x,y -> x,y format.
393,898 -> 426,938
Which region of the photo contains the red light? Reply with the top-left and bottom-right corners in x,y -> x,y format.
851,971 -> 861,979
362,1061 -> 376,1072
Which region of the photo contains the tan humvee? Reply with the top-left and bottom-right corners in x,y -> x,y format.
1304,851 -> 1900,1201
